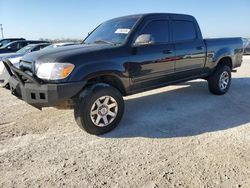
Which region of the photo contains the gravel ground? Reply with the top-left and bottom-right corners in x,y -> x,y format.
0,57 -> 250,188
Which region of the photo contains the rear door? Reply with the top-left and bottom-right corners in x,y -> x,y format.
130,18 -> 176,90
172,19 -> 206,79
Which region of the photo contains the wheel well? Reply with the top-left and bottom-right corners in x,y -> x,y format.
217,57 -> 233,70
86,75 -> 126,95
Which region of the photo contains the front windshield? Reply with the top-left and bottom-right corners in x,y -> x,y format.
84,16 -> 140,45
0,42 -> 10,49
43,44 -> 55,50
16,45 -> 33,54
1,42 -> 15,49
0,40 -> 11,46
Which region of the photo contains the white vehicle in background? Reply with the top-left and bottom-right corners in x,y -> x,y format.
243,38 -> 250,55
0,43 -> 50,87
43,42 -> 76,50
0,42 -> 78,87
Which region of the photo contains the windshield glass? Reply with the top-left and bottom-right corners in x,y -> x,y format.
0,42 -> 11,49
0,40 -> 11,46
16,45 -> 33,54
43,44 -> 55,49
84,16 -> 140,45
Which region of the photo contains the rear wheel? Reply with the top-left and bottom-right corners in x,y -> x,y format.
208,65 -> 231,95
74,83 -> 124,135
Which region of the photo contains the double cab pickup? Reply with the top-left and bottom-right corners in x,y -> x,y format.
3,13 -> 243,135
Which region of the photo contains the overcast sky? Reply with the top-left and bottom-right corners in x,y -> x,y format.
0,0 -> 250,40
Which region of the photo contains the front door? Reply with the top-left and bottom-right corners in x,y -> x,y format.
129,19 -> 176,91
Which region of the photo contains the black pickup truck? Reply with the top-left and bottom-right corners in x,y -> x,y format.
3,13 -> 243,135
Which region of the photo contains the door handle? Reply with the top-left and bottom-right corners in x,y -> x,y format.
163,50 -> 173,54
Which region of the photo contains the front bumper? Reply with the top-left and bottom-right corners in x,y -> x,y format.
3,60 -> 86,108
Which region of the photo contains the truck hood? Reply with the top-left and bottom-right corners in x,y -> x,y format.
21,44 -> 113,64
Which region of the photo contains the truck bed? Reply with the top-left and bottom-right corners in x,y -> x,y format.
204,37 -> 243,70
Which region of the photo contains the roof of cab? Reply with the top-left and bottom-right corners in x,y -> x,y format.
111,13 -> 195,20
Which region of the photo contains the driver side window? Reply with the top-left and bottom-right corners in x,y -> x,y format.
138,20 -> 170,44
31,46 -> 40,52
9,42 -> 18,49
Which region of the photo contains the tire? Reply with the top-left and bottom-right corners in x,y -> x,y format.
208,65 -> 231,95
74,83 -> 124,135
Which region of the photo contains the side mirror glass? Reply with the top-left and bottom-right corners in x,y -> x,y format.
134,34 -> 155,46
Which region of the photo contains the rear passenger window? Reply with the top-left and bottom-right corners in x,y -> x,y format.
18,42 -> 27,49
173,20 -> 196,42
140,20 -> 170,43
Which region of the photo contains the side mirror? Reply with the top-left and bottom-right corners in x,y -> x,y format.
0,43 -> 2,47
7,46 -> 11,49
134,34 -> 155,46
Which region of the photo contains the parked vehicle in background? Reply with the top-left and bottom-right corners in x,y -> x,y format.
0,43 -> 50,87
43,42 -> 76,50
3,13 -> 244,135
243,39 -> 250,55
0,38 -> 25,47
7,43 -> 51,65
0,43 -> 51,63
242,38 -> 249,46
0,40 -> 49,54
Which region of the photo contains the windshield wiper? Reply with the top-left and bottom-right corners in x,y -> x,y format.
93,40 -> 116,45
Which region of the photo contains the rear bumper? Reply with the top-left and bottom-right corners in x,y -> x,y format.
4,60 -> 86,108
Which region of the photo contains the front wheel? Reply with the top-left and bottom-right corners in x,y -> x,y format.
74,83 -> 124,135
208,65 -> 232,95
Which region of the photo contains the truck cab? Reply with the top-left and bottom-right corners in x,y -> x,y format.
0,38 -> 25,47
127,14 -> 206,91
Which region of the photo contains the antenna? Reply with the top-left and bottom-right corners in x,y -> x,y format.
0,24 -> 4,39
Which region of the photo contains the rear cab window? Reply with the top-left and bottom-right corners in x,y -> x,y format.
172,20 -> 197,42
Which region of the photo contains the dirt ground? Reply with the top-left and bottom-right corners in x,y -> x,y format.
0,57 -> 250,188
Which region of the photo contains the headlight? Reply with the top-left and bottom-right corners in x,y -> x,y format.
37,63 -> 75,80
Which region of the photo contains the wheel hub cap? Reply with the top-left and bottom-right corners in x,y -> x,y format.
90,96 -> 118,127
99,105 -> 108,116
219,71 -> 230,90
